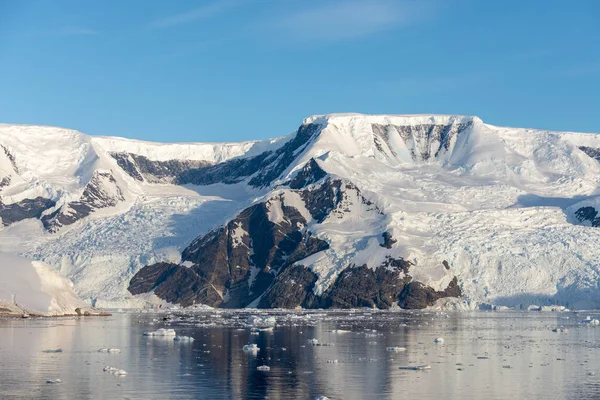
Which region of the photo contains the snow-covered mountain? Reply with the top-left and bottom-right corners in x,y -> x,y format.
2,114 -> 600,309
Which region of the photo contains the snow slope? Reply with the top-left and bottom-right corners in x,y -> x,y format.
2,114 -> 600,309
0,252 -> 88,315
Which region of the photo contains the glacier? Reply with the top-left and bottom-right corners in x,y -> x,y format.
1,114 -> 600,309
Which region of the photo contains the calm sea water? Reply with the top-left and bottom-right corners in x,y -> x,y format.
1,310 -> 600,399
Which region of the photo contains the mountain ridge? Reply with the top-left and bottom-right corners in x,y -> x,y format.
2,114 -> 600,309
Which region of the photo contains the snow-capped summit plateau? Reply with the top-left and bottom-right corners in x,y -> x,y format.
2,114 -> 600,309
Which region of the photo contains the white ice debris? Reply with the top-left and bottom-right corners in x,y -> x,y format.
386,346 -> 407,352
98,348 -> 121,353
242,344 -> 260,353
173,336 -> 194,342
103,366 -> 127,376
143,328 -> 177,336
306,338 -> 319,346
434,337 -> 445,344
45,379 -> 62,384
582,316 -> 600,325
247,315 -> 276,328
326,359 -> 339,364
256,365 -> 270,372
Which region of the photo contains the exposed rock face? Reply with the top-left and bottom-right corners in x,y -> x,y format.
574,206 -> 600,227
0,197 -> 55,226
289,158 -> 327,189
42,171 -> 124,232
129,191 -> 330,308
115,123 -> 324,189
371,120 -> 473,161
579,146 -> 600,161
398,277 -> 461,309
1,145 -> 19,173
0,176 -> 10,189
380,232 -> 397,249
110,152 -> 211,183
129,173 -> 461,310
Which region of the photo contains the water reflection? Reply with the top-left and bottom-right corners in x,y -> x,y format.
1,311 -> 600,399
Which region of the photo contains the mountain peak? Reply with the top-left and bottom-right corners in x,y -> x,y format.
303,113 -> 481,127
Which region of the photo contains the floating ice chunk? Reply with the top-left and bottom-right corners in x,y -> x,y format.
330,329 -> 350,333
434,337 -> 444,343
552,327 -> 569,333
173,336 -> 194,342
326,359 -> 339,364
247,315 -> 276,328
243,344 -> 260,353
103,366 -> 127,376
399,365 -> 431,371
143,328 -> 177,336
386,346 -> 406,352
45,379 -> 62,384
42,349 -> 63,353
583,317 -> 600,325
314,397 -> 330,400
307,338 -> 319,345
257,365 -> 270,372
98,348 -> 121,353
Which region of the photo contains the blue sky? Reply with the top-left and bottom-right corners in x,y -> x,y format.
0,0 -> 598,142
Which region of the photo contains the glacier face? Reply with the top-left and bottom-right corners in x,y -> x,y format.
1,114 -> 600,309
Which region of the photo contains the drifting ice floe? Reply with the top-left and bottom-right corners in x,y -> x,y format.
98,348 -> 121,353
434,337 -> 445,343
45,379 -> 62,384
243,344 -> 260,353
143,328 -> 177,336
256,365 -> 270,372
386,347 -> 407,352
103,366 -> 128,376
173,336 -> 194,342
583,316 -> 600,325
247,315 -> 276,328
307,338 -> 319,345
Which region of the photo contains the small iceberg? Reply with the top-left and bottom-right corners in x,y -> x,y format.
583,316 -> 600,325
143,328 -> 177,336
386,347 -> 406,352
256,365 -> 270,372
306,338 -> 319,346
45,379 -> 62,384
103,366 -> 127,376
247,315 -> 276,328
434,337 -> 444,343
98,348 -> 121,353
243,344 -> 260,353
173,336 -> 195,342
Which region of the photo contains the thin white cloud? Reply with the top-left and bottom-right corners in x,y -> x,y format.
274,0 -> 429,42
150,1 -> 240,29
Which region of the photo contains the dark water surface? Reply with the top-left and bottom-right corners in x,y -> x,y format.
1,310 -> 600,399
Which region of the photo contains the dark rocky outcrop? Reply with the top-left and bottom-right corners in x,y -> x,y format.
289,158 -> 327,189
380,232 -> 397,249
398,277 -> 461,309
42,171 -> 124,232
371,120 -> 473,161
129,191 -> 330,308
0,176 -> 10,189
258,265 -> 319,309
113,123 -> 323,189
574,206 -> 600,227
0,197 -> 55,226
110,152 -> 211,183
1,145 -> 19,173
579,146 -> 600,161
322,263 -> 412,309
